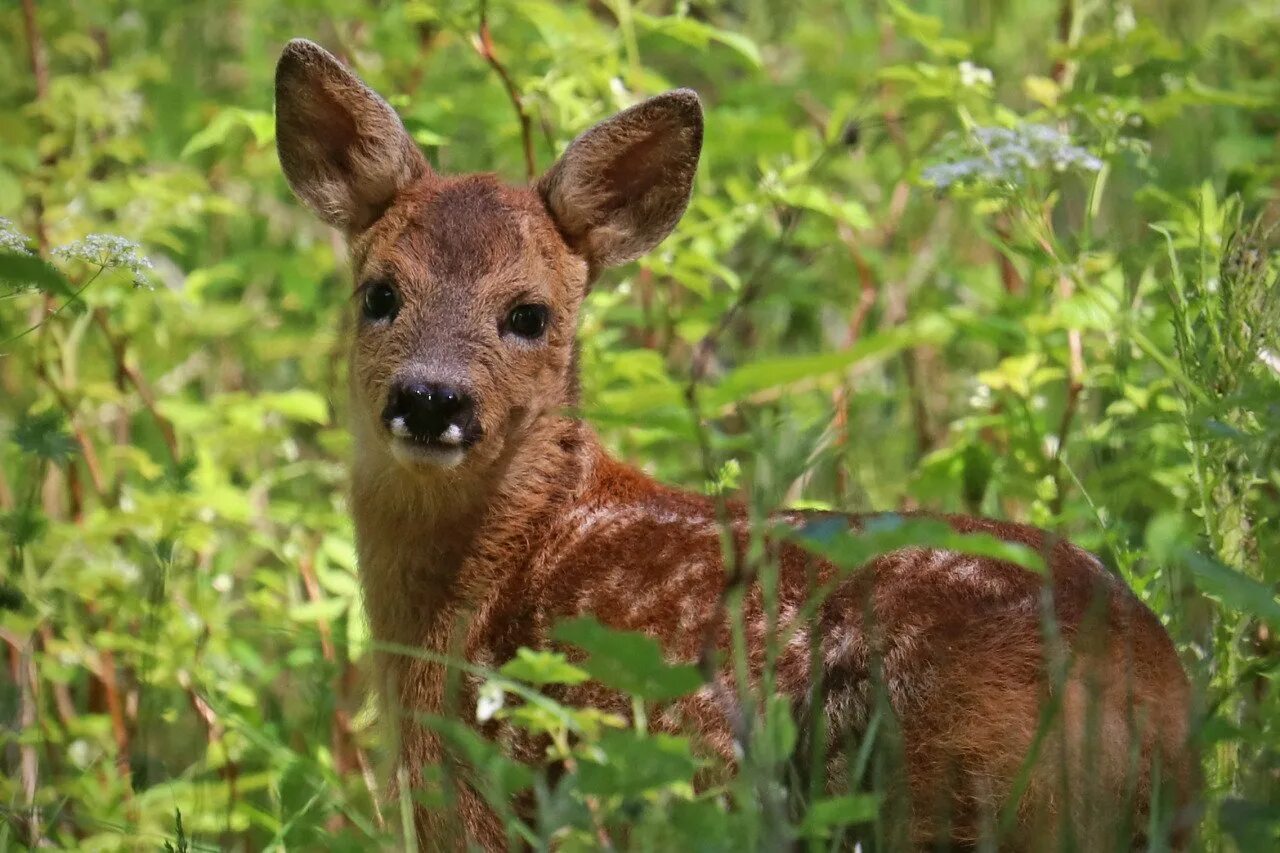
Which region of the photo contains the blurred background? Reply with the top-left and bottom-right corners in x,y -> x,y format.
1,0 -> 1279,849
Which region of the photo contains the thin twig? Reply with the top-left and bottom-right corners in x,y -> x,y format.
91,308 -> 181,465
176,669 -> 240,813
831,227 -> 882,495
14,7 -> 51,839
473,3 -> 536,180
33,363 -> 109,496
0,464 -> 13,510
94,648 -> 134,789
38,625 -> 77,728
1046,0 -> 1085,517
1049,266 -> 1085,516
20,0 -> 50,252
1049,0 -> 1076,87
16,635 -> 43,845
19,0 -> 48,100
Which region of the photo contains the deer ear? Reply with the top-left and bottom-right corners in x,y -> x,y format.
275,38 -> 428,233
538,90 -> 703,270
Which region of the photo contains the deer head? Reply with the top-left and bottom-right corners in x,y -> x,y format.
275,39 -> 702,477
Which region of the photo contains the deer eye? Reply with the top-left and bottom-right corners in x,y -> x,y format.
362,280 -> 398,323
505,304 -> 549,339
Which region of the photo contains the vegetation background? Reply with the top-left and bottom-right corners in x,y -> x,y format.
1,0 -> 1278,849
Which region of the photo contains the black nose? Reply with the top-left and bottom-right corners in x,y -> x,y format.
383,382 -> 476,445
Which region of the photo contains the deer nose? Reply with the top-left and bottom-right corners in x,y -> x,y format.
383,382 -> 476,446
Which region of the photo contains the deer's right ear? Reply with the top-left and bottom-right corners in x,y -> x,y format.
275,39 -> 428,234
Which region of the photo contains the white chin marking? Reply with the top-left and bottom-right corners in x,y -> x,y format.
390,439 -> 465,470
389,416 -> 411,439
439,423 -> 464,447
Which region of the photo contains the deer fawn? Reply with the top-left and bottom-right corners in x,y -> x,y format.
275,38 -> 1194,850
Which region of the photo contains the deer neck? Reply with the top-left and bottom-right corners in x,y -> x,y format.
351,408 -> 593,648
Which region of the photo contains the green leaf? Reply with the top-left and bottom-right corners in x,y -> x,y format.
1184,551 -> 1280,630
756,693 -> 797,767
1219,797 -> 1280,851
1,504 -> 46,549
261,390 -> 329,425
708,317 -> 952,408
0,250 -> 76,299
499,648 -> 590,686
792,514 -> 1046,575
575,730 -> 700,796
0,582 -> 24,612
799,794 -> 880,837
885,1 -> 970,57
418,713 -> 534,796
553,616 -> 702,701
182,107 -> 275,158
774,184 -> 873,229
634,12 -> 762,68
11,410 -> 78,462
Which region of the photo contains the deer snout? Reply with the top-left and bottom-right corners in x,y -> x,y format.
382,381 -> 479,448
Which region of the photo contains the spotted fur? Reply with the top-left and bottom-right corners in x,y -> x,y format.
275,38 -> 1195,850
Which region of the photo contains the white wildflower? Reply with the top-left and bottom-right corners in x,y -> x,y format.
958,61 -> 994,88
68,739 -> 95,769
476,681 -> 505,723
52,233 -> 154,287
212,573 -> 234,594
969,383 -> 993,409
116,560 -> 141,584
0,217 -> 33,256
1115,4 -> 1137,37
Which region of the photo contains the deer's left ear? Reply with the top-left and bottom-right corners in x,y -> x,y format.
538,90 -> 703,270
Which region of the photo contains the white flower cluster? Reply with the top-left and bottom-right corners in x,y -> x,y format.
958,61 -> 994,88
923,124 -> 1104,190
52,233 -> 154,285
0,217 -> 33,255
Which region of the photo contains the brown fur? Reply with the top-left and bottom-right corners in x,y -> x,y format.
275,39 -> 1195,850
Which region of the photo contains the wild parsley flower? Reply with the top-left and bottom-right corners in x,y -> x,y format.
923,123 -> 1104,190
52,233 -> 154,286
0,217 -> 33,255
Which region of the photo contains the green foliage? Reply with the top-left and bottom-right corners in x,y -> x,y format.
2,0 -> 1279,850
553,616 -> 703,702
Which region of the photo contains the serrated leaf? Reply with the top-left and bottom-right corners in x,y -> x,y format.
576,730 -> 700,796
553,616 -> 702,701
0,582 -> 24,612
0,251 -> 76,299
1,505 -> 46,548
799,794 -> 880,837
1184,551 -> 1280,630
12,410 -> 78,462
499,648 -> 589,686
182,108 -> 275,158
